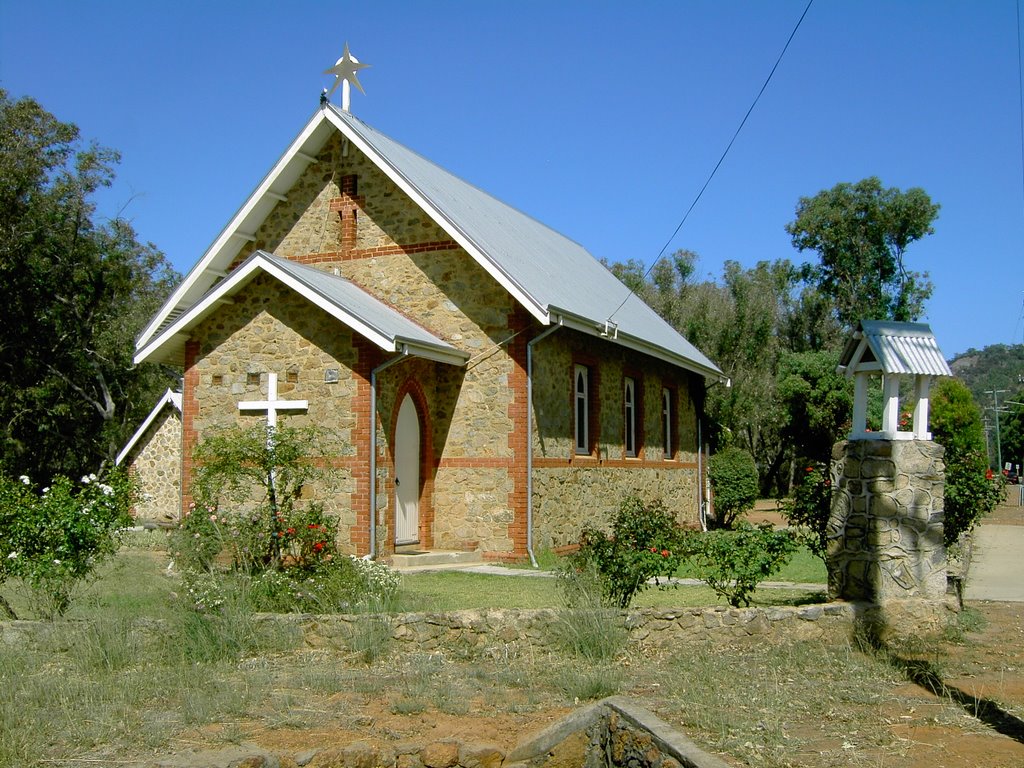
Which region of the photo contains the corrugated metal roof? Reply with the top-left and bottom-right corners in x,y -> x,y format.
329,107 -> 722,379
839,320 -> 952,377
135,252 -> 467,367
264,255 -> 465,360
137,106 -> 723,379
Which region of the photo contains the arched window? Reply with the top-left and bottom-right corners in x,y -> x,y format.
574,365 -> 589,454
662,388 -> 673,459
624,377 -> 637,457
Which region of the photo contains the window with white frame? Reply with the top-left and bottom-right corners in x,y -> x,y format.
662,387 -> 673,459
574,364 -> 589,454
624,376 -> 637,457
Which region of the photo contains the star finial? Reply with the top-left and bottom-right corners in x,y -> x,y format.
323,43 -> 371,112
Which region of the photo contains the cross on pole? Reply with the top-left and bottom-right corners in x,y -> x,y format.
238,372 -> 308,433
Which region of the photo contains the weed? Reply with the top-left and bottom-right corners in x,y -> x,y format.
549,661 -> 622,702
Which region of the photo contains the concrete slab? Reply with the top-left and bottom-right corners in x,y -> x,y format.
965,524 -> 1024,602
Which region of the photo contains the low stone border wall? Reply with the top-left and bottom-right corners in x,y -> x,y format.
1,600 -> 955,654
258,599 -> 954,657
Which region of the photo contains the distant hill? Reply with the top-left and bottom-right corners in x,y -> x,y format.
949,343 -> 1024,407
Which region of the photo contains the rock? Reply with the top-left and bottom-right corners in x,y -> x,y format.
457,742 -> 504,768
419,741 -> 459,768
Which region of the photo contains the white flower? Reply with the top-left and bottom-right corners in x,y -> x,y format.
19,475 -> 29,485
6,551 -> 17,559
53,559 -> 61,565
98,484 -> 114,496
81,475 -> 91,484
42,487 -> 49,494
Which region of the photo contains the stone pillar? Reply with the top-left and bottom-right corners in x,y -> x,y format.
827,439 -> 946,602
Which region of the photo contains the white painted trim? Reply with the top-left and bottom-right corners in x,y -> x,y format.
556,310 -> 726,382
135,253 -> 468,368
115,389 -> 181,465
136,112 -> 332,350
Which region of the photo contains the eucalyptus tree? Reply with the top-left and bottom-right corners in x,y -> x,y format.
786,176 -> 939,328
0,89 -> 179,480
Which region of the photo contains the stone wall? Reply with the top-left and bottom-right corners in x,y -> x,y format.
828,439 -> 947,602
529,330 -> 703,549
124,407 -> 181,525
188,273 -> 363,546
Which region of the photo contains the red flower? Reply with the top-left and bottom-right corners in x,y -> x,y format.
286,527 -> 296,535
313,541 -> 324,552
661,549 -> 670,557
805,466 -> 814,473
650,547 -> 658,553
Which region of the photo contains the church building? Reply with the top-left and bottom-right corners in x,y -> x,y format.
130,51 -> 724,561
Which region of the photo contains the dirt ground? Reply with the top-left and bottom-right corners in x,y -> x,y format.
160,496 -> 1024,768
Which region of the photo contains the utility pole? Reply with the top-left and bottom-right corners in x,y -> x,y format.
985,389 -> 1009,471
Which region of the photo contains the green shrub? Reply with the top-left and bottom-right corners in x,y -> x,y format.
779,460 -> 831,559
942,448 -> 1003,547
690,522 -> 799,607
0,469 -> 135,618
567,496 -> 689,609
708,447 -> 759,528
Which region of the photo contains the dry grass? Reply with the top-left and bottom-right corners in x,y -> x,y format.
0,548 -> 1020,768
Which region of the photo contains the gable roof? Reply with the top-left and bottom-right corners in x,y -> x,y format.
837,320 -> 952,378
136,105 -> 724,380
115,389 -> 182,466
135,251 -> 469,367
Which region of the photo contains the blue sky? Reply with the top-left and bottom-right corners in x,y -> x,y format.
2,0 -> 1022,358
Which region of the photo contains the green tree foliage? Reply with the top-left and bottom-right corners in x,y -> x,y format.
567,496 -> 689,609
0,89 -> 180,481
189,424 -> 339,567
708,446 -> 759,529
930,379 -> 1004,545
779,461 -> 831,559
777,351 -> 852,464
947,343 -> 1024,407
608,252 -> 845,495
1002,396 -> 1024,477
0,469 -> 135,618
786,176 -> 939,328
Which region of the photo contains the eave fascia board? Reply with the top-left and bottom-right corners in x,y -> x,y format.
115,389 -> 181,465
396,338 -> 469,367
322,107 -> 550,326
136,110 -> 333,351
554,309 -> 727,382
135,254 -> 464,368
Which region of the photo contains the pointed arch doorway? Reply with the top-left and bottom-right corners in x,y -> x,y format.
394,393 -> 421,545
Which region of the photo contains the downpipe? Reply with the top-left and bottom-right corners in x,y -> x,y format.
526,318 -> 562,568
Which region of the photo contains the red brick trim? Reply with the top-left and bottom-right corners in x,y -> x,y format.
506,307 -> 531,556
180,340 -> 200,517
289,240 -> 461,265
622,368 -> 645,461
570,353 -> 600,461
350,337 -> 381,556
388,378 -> 435,552
533,457 -> 699,470
438,457 -> 514,468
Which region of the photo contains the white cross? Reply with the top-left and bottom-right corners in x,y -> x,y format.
238,372 -> 308,430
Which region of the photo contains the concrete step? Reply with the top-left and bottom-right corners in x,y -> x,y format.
389,549 -> 483,571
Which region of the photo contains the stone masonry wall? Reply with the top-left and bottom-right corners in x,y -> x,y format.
190,129 -> 708,558
828,439 -> 947,602
530,330 -> 703,549
125,408 -> 181,525
189,274 -> 363,548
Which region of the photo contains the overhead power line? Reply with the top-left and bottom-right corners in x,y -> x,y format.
607,0 -> 815,324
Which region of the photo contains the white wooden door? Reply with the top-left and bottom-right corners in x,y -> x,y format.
395,394 -> 420,545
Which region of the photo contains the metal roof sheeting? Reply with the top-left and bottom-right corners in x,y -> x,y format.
328,107 -> 723,379
839,320 -> 952,377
